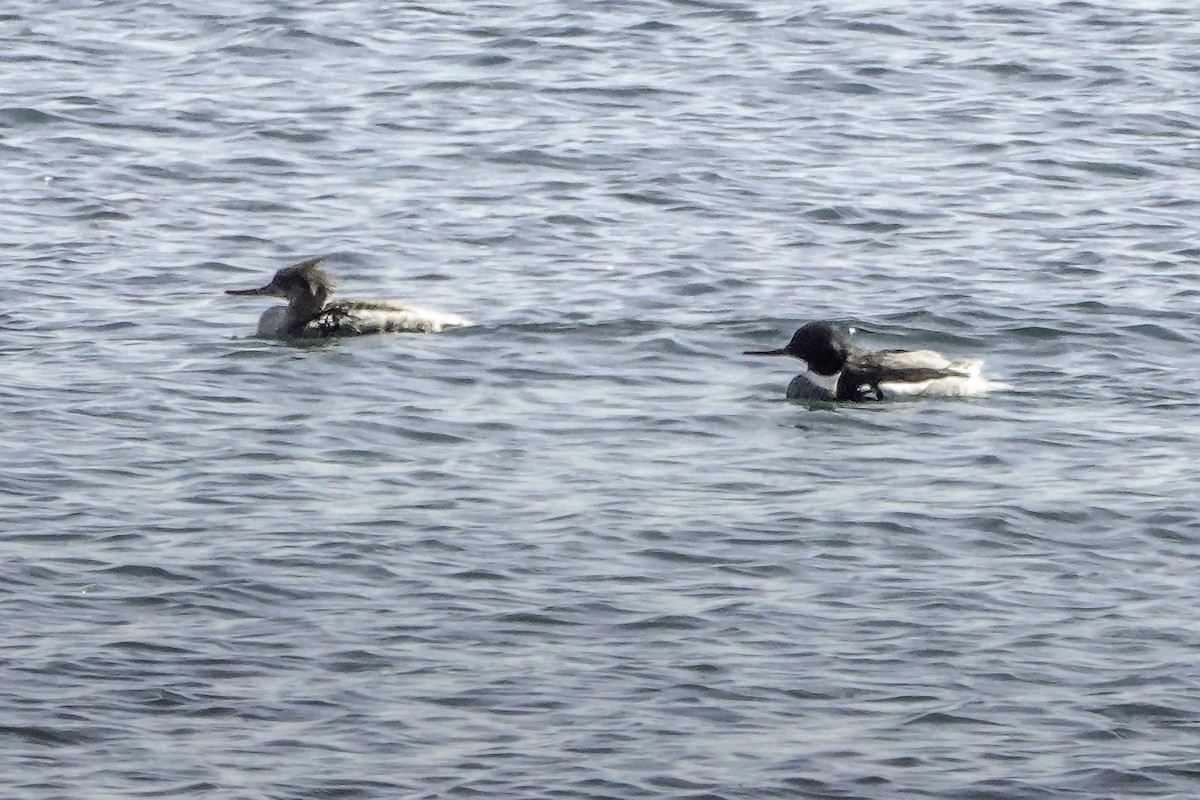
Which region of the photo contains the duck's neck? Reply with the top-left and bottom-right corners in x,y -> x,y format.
284,292 -> 330,335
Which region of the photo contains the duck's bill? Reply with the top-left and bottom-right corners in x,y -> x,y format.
226,285 -> 272,296
743,347 -> 788,356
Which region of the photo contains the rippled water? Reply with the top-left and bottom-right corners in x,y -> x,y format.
4,2 -> 1200,798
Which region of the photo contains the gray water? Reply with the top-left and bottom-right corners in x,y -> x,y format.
4,2 -> 1200,798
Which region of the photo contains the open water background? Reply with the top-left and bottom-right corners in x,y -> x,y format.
4,2 -> 1200,798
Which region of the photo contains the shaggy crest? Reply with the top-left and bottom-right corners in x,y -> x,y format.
276,257 -> 337,301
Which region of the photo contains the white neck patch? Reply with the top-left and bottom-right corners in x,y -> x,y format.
805,370 -> 841,393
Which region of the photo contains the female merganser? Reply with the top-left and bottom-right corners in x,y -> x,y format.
745,321 -> 1011,401
226,257 -> 471,339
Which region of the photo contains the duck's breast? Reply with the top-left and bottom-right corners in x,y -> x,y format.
255,306 -> 290,338
786,371 -> 840,402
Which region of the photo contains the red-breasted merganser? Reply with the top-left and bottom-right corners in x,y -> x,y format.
745,321 -> 1012,401
226,257 -> 471,339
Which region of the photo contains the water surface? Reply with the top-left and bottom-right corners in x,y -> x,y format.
3,2 -> 1200,798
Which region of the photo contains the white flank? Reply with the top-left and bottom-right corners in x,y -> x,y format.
340,304 -> 472,334
883,349 -> 956,370
880,359 -> 1012,399
252,302 -> 472,339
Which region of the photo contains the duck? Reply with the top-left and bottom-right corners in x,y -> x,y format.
226,257 -> 471,339
744,321 -> 1011,401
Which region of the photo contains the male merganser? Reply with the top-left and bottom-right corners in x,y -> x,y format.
745,321 -> 1011,401
226,257 -> 471,339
